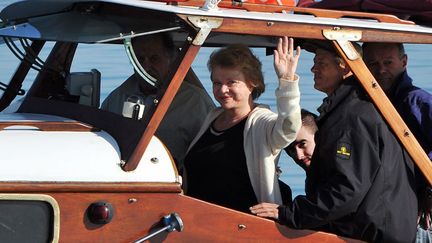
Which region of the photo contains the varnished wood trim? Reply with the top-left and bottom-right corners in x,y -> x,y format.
41,192 -> 362,242
334,41 -> 432,186
176,1 -> 413,25
0,182 -> 182,193
0,121 -> 95,132
292,7 -> 414,25
178,14 -> 432,43
203,17 -> 432,43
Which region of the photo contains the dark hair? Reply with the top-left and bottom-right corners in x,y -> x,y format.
362,42 -> 405,59
301,109 -> 318,133
305,40 -> 362,65
285,109 -> 317,163
208,44 -> 265,100
132,32 -> 177,57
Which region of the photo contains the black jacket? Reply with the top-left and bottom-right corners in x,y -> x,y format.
278,77 -> 418,243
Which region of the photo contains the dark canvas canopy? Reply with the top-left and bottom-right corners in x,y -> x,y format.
298,0 -> 432,26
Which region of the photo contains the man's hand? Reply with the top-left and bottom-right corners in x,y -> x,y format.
418,187 -> 432,230
250,203 -> 280,220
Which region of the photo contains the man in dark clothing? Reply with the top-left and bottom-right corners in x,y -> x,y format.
251,42 -> 418,242
363,43 -> 432,161
363,42 -> 432,238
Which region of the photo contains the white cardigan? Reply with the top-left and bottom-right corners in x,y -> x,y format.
187,76 -> 301,204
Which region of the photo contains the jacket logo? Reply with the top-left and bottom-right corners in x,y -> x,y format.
336,143 -> 351,160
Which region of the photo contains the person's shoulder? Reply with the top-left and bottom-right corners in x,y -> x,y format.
347,96 -> 379,117
341,88 -> 384,124
248,104 -> 274,119
101,75 -> 137,108
107,75 -> 138,96
178,81 -> 205,95
177,81 -> 214,105
253,104 -> 271,111
405,87 -> 432,104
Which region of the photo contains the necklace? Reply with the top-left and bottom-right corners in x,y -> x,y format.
210,126 -> 224,136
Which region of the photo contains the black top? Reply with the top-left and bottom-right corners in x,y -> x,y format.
184,117 -> 258,213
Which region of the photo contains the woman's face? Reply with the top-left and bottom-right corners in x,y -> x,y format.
211,66 -> 253,111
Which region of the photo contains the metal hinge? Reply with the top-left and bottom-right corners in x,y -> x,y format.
187,16 -> 223,45
323,28 -> 362,60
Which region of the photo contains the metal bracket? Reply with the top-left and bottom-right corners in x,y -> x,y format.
201,0 -> 222,11
187,16 -> 223,45
323,29 -> 362,61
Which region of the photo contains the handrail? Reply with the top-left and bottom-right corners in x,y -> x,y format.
195,14 -> 432,44
0,121 -> 95,132
174,0 -> 415,25
293,7 -> 414,25
0,182 -> 182,193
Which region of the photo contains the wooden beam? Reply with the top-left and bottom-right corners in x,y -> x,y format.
178,14 -> 432,44
0,121 -> 95,132
333,40 -> 432,186
0,182 -> 182,193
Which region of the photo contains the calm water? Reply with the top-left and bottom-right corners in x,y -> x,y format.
1,1 -> 431,197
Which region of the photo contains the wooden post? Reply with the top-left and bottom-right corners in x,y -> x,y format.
333,40 -> 432,185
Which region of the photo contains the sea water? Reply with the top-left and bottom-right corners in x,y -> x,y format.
1,1 -> 431,197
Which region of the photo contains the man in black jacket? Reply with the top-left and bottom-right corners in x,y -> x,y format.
251,41 -> 418,242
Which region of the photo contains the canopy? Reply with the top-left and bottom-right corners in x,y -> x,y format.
298,0 -> 432,26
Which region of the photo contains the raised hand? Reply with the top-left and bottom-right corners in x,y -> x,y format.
274,36 -> 301,81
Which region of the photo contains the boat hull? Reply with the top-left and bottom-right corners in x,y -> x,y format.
0,188 -> 361,242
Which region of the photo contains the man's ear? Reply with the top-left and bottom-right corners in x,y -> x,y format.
401,54 -> 408,68
339,61 -> 351,76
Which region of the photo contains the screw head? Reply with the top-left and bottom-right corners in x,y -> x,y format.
128,198 -> 138,203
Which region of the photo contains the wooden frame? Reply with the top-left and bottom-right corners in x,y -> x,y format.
0,121 -> 95,132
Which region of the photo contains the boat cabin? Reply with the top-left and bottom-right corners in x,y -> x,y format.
0,0 -> 431,242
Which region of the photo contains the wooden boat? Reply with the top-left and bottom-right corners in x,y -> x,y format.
0,0 -> 431,242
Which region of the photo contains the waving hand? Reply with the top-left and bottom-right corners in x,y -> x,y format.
274,36 -> 301,81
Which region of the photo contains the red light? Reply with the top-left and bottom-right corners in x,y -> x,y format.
87,202 -> 114,224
